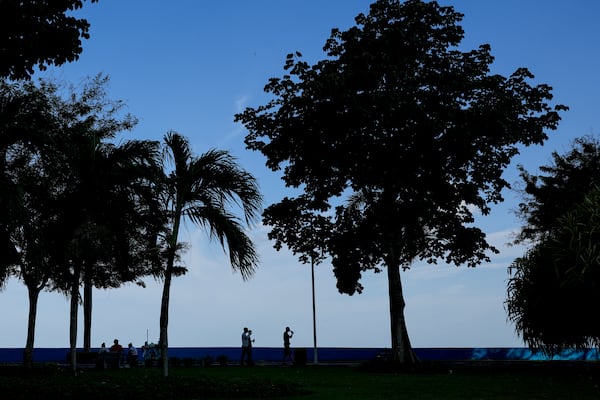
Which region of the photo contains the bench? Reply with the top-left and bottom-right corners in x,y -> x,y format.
66,351 -> 123,369
97,352 -> 122,369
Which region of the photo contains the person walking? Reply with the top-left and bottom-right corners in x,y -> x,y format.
282,326 -> 294,364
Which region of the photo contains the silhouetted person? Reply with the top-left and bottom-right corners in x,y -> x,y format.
127,342 -> 138,367
110,339 -> 123,353
247,329 -> 255,366
283,326 -> 294,364
96,342 -> 110,369
241,327 -> 252,366
108,338 -> 124,367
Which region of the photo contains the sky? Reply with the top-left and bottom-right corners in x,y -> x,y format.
2,0 -> 599,350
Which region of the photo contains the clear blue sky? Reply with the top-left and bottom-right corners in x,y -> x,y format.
2,0 -> 599,350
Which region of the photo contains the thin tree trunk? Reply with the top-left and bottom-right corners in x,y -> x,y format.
387,262 -> 417,367
69,265 -> 80,375
159,264 -> 172,377
23,286 -> 41,369
83,271 -> 92,352
160,207 -> 182,378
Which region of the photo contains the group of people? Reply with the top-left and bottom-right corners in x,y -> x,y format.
240,326 -> 294,366
99,328 -> 296,368
99,338 -> 139,366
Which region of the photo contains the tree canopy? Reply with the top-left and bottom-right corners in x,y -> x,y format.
515,136 -> 600,243
507,136 -> 600,352
236,0 -> 566,364
0,0 -> 99,80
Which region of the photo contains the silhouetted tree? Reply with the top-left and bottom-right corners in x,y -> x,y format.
0,75 -> 158,370
263,195 -> 330,266
236,0 -> 566,365
515,136 -> 600,243
156,132 -> 262,377
0,0 -> 99,80
507,136 -> 600,352
45,76 -> 161,372
0,79 -> 64,278
65,137 -> 162,353
0,79 -> 70,368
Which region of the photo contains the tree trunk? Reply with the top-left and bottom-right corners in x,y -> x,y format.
23,286 -> 41,369
69,265 -> 80,375
83,271 -> 92,352
387,262 -> 417,367
159,264 -> 172,377
160,206 -> 182,378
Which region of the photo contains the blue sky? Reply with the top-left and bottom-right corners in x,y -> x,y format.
2,0 -> 599,350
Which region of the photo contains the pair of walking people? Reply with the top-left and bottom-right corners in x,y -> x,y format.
240,327 -> 255,366
240,326 -> 294,366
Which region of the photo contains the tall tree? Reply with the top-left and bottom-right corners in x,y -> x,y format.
236,0 -> 566,365
0,0 -> 99,80
0,79 -> 68,368
58,133 -> 161,353
46,76 -> 161,372
507,136 -> 600,352
0,75 -> 156,370
156,131 -> 262,377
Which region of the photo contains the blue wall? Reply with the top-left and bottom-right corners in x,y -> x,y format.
1,347 -> 598,364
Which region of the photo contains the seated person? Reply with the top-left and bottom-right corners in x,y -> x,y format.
127,343 -> 138,367
99,342 -> 108,353
110,339 -> 123,353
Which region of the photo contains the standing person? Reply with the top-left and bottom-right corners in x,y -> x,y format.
240,327 -> 251,366
283,327 -> 294,364
247,329 -> 255,366
127,342 -> 138,367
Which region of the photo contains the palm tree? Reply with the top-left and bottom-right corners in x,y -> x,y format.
56,134 -> 162,372
75,138 -> 162,352
157,131 -> 262,377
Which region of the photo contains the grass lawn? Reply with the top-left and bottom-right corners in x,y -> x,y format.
1,362 -> 599,399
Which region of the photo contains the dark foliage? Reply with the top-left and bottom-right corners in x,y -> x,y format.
0,0 -> 99,80
515,135 -> 600,243
508,139 -> 600,352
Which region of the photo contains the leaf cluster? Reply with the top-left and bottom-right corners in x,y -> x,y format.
159,131 -> 263,282
0,0 -> 99,80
